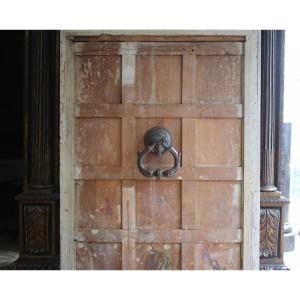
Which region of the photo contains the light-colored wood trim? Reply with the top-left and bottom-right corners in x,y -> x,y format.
72,41 -> 244,56
60,30 -> 260,270
75,228 -> 242,243
182,55 -> 197,103
75,103 -> 243,118
182,119 -> 196,167
74,165 -> 243,181
60,32 -> 76,270
121,180 -> 136,229
71,34 -> 246,42
242,31 -> 261,270
121,117 -> 136,167
122,53 -> 136,103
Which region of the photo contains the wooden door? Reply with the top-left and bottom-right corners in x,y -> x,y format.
69,36 -> 247,270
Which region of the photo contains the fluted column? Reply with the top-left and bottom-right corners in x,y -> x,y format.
16,30 -> 60,270
260,30 -> 289,270
260,30 -> 277,192
26,31 -> 58,190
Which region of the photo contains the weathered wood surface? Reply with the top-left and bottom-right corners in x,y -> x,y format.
75,103 -> 243,118
71,34 -> 246,42
72,38 -> 245,270
75,229 -> 243,243
74,166 -> 243,181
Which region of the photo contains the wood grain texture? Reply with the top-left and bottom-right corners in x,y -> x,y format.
122,117 -> 136,167
75,55 -> 121,103
181,243 -> 240,270
76,242 -> 122,270
122,180 -> 136,229
194,119 -> 242,166
75,103 -> 243,118
195,56 -> 243,103
242,31 -> 260,270
182,55 -> 196,103
72,41 -> 244,55
75,165 -> 243,181
75,118 -> 121,165
182,181 -> 242,229
75,180 -> 121,228
75,228 -> 242,243
135,243 -> 181,270
135,55 -> 182,104
71,35 -> 246,42
69,36 -> 248,270
136,181 -> 181,228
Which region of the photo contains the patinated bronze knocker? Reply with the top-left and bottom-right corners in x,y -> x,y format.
137,127 -> 181,179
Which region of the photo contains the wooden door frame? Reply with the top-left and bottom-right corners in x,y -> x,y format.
60,30 -> 261,270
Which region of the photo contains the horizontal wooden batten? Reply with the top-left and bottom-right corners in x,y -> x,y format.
71,35 -> 246,43
74,166 -> 243,181
74,103 -> 243,118
72,42 -> 244,56
75,228 -> 242,243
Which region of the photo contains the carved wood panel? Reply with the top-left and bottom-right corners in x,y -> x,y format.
23,204 -> 51,255
260,208 -> 280,258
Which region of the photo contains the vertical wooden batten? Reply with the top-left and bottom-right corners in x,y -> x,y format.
15,31 -> 60,270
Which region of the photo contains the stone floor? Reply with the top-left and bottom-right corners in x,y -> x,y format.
0,231 -> 18,270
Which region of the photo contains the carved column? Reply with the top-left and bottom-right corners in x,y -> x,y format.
15,31 -> 60,269
260,30 -> 289,270
261,30 -> 277,192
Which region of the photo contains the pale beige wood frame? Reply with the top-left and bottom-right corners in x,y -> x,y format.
60,30 -> 261,270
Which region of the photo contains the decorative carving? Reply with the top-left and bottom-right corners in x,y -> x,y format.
260,264 -> 289,271
260,208 -> 280,258
23,204 -> 51,255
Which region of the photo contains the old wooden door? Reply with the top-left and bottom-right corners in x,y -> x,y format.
61,33 -> 260,270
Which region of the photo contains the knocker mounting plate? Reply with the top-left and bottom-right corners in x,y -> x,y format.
137,127 -> 181,179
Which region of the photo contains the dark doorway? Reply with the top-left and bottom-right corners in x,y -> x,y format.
0,30 -> 25,269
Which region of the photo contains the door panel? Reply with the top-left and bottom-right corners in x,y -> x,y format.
195,55 -> 243,103
75,55 -> 122,103
73,39 -> 245,270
